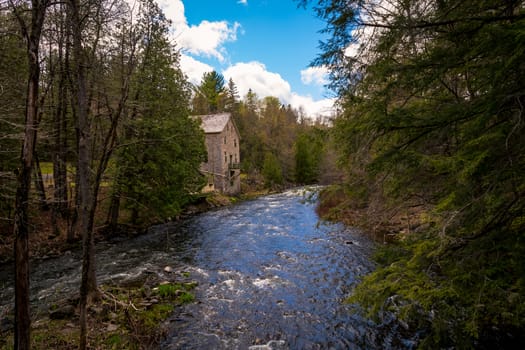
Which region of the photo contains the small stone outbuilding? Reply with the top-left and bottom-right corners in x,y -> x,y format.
194,113 -> 241,195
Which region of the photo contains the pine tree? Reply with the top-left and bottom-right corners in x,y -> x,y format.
192,71 -> 226,114
303,0 -> 525,346
225,77 -> 239,114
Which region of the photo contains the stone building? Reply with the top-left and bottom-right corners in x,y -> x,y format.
194,113 -> 241,195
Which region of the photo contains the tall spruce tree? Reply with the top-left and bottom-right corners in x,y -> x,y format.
302,0 -> 525,346
192,71 -> 226,114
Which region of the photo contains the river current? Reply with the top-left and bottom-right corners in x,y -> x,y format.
0,188 -> 414,349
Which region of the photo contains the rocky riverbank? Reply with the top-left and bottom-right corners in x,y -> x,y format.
1,263 -> 198,349
0,192 -> 238,349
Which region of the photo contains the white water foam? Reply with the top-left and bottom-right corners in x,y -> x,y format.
248,340 -> 286,350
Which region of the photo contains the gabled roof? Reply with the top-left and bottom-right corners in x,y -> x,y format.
194,113 -> 233,134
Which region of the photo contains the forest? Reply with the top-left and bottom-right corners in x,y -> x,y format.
1,0 -> 524,348
0,0 -> 332,348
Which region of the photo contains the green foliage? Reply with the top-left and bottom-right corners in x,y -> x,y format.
153,282 -> 197,307
224,78 -> 240,114
177,291 -> 195,304
140,304 -> 174,329
105,334 -> 124,348
156,282 -> 194,298
294,129 -> 325,184
306,0 -> 525,346
116,0 -> 206,224
262,152 -> 284,189
192,71 -> 226,114
156,283 -> 178,298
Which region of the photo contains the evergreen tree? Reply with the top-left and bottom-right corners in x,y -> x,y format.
117,0 -> 206,224
237,89 -> 264,174
192,70 -> 226,114
262,152 -> 283,189
294,131 -> 323,184
304,0 -> 525,346
224,77 -> 239,114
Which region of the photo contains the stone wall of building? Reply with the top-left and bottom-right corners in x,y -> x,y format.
200,117 -> 240,194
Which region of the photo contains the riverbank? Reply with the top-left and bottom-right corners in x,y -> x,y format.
0,191 -> 245,265
1,268 -> 198,349
0,192 -> 229,349
316,184 -> 525,348
315,184 -> 427,243
1,187 -> 393,349
0,190 -> 270,349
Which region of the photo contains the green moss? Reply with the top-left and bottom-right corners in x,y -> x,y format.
155,282 -> 197,299
140,304 -> 174,329
157,283 -> 179,298
105,334 -> 124,348
29,320 -> 79,349
177,291 -> 195,304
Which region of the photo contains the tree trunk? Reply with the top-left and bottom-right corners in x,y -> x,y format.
67,0 -> 97,348
33,152 -> 49,211
53,11 -> 69,218
11,1 -> 49,349
13,168 -> 32,350
107,183 -> 121,232
51,8 -> 70,239
66,150 -> 79,243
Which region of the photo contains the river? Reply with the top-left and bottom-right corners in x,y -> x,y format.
0,188 -> 415,349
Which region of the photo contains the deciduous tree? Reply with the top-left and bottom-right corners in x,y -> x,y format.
7,0 -> 51,348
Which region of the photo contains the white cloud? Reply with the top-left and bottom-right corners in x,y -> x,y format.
156,0 -> 187,28
177,20 -> 240,62
301,66 -> 329,86
223,61 -> 292,102
157,0 -> 240,62
155,1 -> 334,119
289,94 -> 336,119
223,61 -> 335,118
180,54 -> 214,85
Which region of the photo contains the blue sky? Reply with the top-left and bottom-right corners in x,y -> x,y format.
156,0 -> 335,118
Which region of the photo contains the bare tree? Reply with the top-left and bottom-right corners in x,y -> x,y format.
66,1 -> 97,348
66,1 -> 138,347
7,0 -> 50,348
